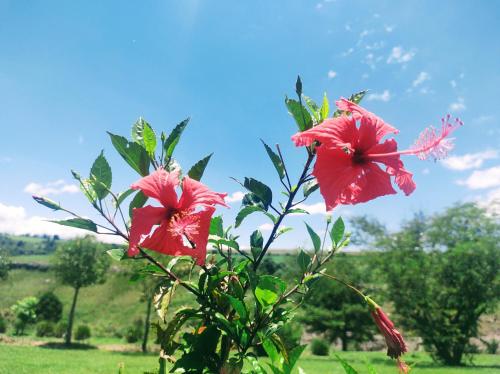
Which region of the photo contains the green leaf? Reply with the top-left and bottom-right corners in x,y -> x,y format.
295,76 -> 302,97
154,281 -> 179,321
263,338 -> 281,366
90,150 -> 112,200
243,178 -> 272,209
132,117 -> 157,157
71,170 -> 97,203
251,230 -> 264,260
108,132 -> 150,176
235,206 -> 264,228
261,140 -> 285,180
129,191 -> 148,218
334,354 -> 359,374
334,90 -> 368,117
49,218 -> 97,233
32,196 -> 61,211
320,93 -> 329,120
287,208 -> 309,215
297,250 -> 311,272
107,248 -> 126,261
114,189 -> 135,208
303,95 -> 320,122
209,216 -> 224,237
225,294 -> 248,322
276,226 -> 293,238
284,345 -> 307,373
303,179 -> 319,198
331,217 -> 345,245
242,192 -> 266,210
187,153 -> 212,181
285,97 -> 313,131
255,275 -> 287,308
164,118 -> 189,161
305,223 -> 321,253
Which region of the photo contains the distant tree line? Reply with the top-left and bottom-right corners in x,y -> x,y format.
0,233 -> 60,255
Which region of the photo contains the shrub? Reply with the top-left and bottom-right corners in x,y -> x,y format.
124,318 -> 143,343
310,338 -> 330,356
36,292 -> 63,322
481,338 -> 499,355
0,314 -> 6,333
54,321 -> 68,338
11,296 -> 38,335
36,321 -> 55,337
75,324 -> 91,341
278,322 -> 303,351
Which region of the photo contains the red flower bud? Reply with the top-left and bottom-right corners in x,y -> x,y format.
370,306 -> 407,359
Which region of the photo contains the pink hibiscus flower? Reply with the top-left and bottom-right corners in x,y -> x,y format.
128,168 -> 227,265
292,98 -> 461,211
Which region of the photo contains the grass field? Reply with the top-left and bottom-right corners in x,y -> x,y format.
0,344 -> 499,374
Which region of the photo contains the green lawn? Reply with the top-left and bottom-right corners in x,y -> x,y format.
0,344 -> 499,374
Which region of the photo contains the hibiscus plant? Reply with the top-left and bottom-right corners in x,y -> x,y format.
33,77 -> 460,374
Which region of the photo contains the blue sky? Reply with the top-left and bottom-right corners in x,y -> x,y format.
1,0 -> 499,249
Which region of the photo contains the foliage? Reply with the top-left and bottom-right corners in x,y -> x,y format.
377,203 -> 500,365
75,324 -> 91,341
0,248 -> 8,280
36,321 -> 56,337
53,236 -> 110,345
480,338 -> 499,354
310,338 -> 330,356
54,321 -> 68,338
11,296 -> 39,335
0,233 -> 60,256
36,291 -> 63,322
0,313 -> 6,333
124,318 -> 144,343
301,254 -> 377,351
53,236 -> 110,289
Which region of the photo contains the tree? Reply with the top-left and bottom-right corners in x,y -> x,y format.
53,236 -> 110,345
11,296 -> 38,335
301,253 -> 377,351
36,292 -> 63,322
0,248 -> 9,280
378,203 -> 500,365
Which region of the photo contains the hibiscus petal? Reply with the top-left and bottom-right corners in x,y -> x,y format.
140,208 -> 215,265
353,163 -> 397,203
128,206 -> 168,256
336,98 -> 399,142
179,176 -> 228,212
393,168 -> 416,196
313,148 -> 362,210
291,116 -> 357,149
131,168 -> 179,208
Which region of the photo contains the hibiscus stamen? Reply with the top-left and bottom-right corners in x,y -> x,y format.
364,114 -> 462,162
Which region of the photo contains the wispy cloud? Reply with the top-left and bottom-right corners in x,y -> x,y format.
387,46 -> 416,64
225,191 -> 245,204
441,150 -> 498,171
341,47 -> 354,57
472,115 -> 493,125
458,166 -> 500,189
24,180 -> 79,196
412,71 -> 430,87
384,25 -> 395,33
449,97 -> 466,112
327,70 -> 337,79
367,90 -> 391,102
295,202 -> 328,215
258,223 -> 274,231
0,202 -> 123,244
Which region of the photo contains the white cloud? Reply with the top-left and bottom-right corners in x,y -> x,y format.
341,47 -> 354,57
24,180 -> 79,196
344,23 -> 352,31
295,202 -> 328,215
384,25 -> 394,33
315,2 -> 323,9
480,188 -> 500,214
472,115 -> 493,125
258,223 -> 274,231
78,135 -> 84,144
367,90 -> 391,102
225,191 -> 245,204
450,80 -> 457,88
387,46 -> 416,64
412,71 -> 430,87
327,70 -> 337,79
0,202 -> 123,244
441,150 -> 498,171
458,166 -> 500,189
449,97 -> 466,112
